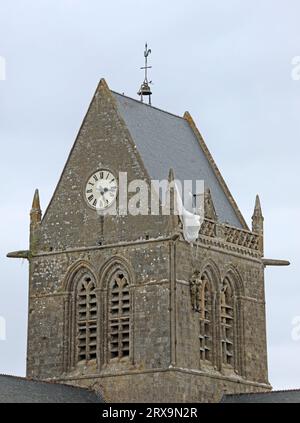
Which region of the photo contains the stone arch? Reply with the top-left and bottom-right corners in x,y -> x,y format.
222,264 -> 245,297
220,265 -> 245,375
198,258 -> 221,293
98,255 -> 135,290
62,260 -> 99,372
63,260 -> 98,293
98,255 -> 135,367
193,258 -> 221,368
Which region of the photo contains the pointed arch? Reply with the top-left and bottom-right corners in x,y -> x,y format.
222,264 -> 245,297
63,260 -> 98,293
220,265 -> 245,375
98,255 -> 135,290
62,261 -> 99,371
220,276 -> 234,367
98,256 -> 135,366
199,258 -> 221,293
76,273 -> 98,362
198,274 -> 213,363
196,259 -> 220,367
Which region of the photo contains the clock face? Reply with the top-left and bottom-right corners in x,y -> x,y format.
85,170 -> 118,210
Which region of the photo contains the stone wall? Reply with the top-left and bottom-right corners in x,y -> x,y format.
27,241 -> 172,379
27,237 -> 270,402
62,369 -> 270,403
25,80 -> 271,402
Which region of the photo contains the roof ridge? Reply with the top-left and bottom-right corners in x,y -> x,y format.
111,90 -> 185,120
0,373 -> 94,393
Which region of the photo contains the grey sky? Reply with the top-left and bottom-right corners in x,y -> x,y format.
0,0 -> 299,389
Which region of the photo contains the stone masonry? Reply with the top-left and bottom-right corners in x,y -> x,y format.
9,79 -> 271,402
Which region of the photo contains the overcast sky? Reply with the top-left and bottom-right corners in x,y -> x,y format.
0,0 -> 299,390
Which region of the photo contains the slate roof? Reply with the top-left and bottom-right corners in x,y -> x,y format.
221,389 -> 300,403
0,375 -> 104,403
113,92 -> 243,228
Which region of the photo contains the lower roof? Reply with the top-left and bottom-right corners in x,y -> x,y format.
0,374 -> 104,403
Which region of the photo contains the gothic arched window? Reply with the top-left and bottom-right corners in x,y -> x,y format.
76,274 -> 98,363
199,274 -> 213,362
220,278 -> 234,367
108,271 -> 131,361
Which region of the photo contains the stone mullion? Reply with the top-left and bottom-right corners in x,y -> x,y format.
232,296 -> 238,372
239,297 -> 246,377
62,295 -> 69,372
130,285 -> 135,365
215,291 -> 222,372
95,288 -> 102,371
70,291 -> 76,369
118,285 -> 122,358
212,292 -> 218,369
235,296 -> 244,376
86,289 -> 90,361
102,288 -> 108,366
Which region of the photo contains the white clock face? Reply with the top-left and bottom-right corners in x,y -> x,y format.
85,170 -> 118,210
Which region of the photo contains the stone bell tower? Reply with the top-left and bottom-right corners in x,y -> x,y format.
7,77 -> 289,402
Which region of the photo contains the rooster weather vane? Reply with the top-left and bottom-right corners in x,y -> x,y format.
138,43 -> 153,105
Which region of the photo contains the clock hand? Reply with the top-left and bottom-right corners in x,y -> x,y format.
97,184 -> 106,196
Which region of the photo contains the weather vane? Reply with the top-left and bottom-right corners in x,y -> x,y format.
138,43 -> 153,105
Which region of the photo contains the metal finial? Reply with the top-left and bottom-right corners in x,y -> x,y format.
138,42 -> 153,105
143,43 -> 152,80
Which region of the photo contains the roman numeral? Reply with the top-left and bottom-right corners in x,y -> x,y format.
93,199 -> 97,207
88,182 -> 94,186
86,189 -> 93,194
93,175 -> 98,181
100,171 -> 104,179
88,195 -> 94,202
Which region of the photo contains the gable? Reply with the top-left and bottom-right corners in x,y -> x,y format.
113,92 -> 245,229
40,79 -> 168,250
40,77 -> 247,253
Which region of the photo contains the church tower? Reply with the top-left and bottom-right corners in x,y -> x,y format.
8,77 -> 289,403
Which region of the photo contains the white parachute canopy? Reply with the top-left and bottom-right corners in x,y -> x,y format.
174,183 -> 204,244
